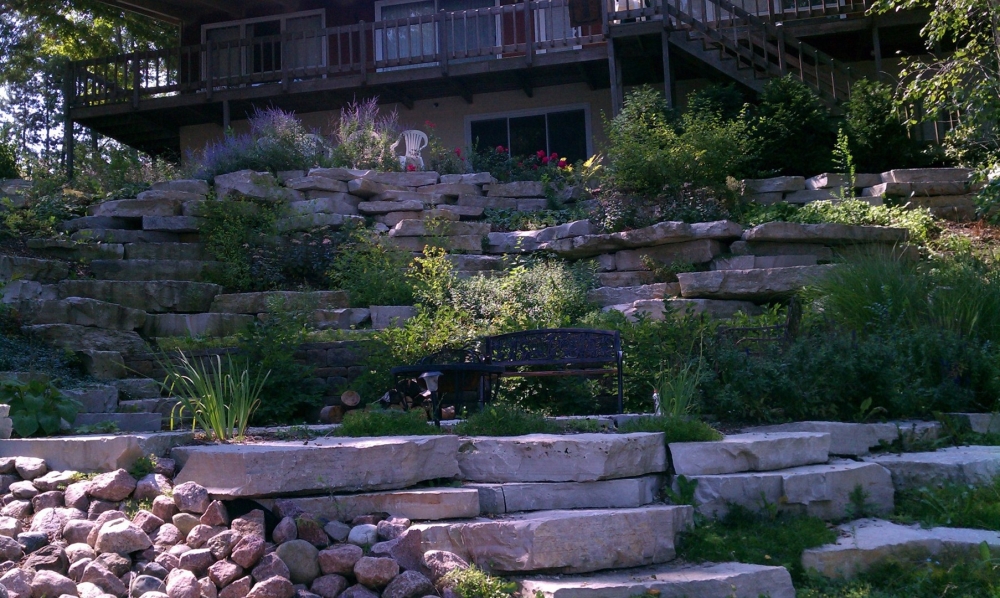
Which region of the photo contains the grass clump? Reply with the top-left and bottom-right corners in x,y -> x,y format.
454,404 -> 559,437
617,415 -> 722,444
442,566 -> 516,598
893,477 -> 1000,531
677,504 -> 835,582
800,558 -> 1000,598
333,408 -> 439,437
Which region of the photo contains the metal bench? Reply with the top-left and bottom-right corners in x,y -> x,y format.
481,328 -> 624,414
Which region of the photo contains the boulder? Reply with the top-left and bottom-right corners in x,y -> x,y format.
251,553 -> 290,583
381,571 -> 433,598
275,540 -> 320,584
353,557 -> 398,589
669,432 -> 831,475
165,568 -> 199,598
676,265 -> 836,301
347,525 -> 377,547
95,519 -> 152,554
484,181 -> 545,198
88,469 -> 137,502
0,256 -> 70,284
318,544 -> 363,576
28,570 -> 76,598
134,474 -> 172,501
231,534 -> 266,569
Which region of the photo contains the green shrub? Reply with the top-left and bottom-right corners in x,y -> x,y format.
749,76 -> 836,177
482,207 -> 589,232
328,229 -> 414,307
894,476 -> 1000,531
0,139 -> 19,179
0,379 -> 82,437
200,195 -> 282,292
442,566 -> 517,598
333,408 -> 439,437
799,557 -> 1000,598
686,83 -> 747,122
330,98 -> 401,171
617,415 -> 721,443
455,403 -> 560,436
842,79 -> 927,173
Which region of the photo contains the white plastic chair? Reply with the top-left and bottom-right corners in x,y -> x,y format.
391,130 -> 428,169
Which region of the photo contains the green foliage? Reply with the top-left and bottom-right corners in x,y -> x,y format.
329,98 -> 401,171
442,566 -> 517,598
842,80 -> 925,173
194,108 -> 327,178
800,557 -> 1000,598
328,229 -> 414,307
200,195 -> 282,292
677,505 -> 835,583
128,454 -> 157,478
0,328 -> 83,382
0,379 -> 81,437
686,83 -> 747,122
333,408 -> 438,437
75,421 -> 120,435
236,302 -> 325,425
161,351 -> 268,442
454,403 -> 560,436
750,76 -> 836,177
652,350 -> 704,418
893,477 -> 1000,531
424,124 -> 466,175
617,415 -> 722,444
482,207 -> 588,233
0,139 -> 19,179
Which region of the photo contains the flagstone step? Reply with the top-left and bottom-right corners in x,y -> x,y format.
409,505 -> 693,574
123,242 -> 211,261
26,239 -> 125,261
669,432 -> 830,476
744,420 -> 942,456
802,518 -> 1000,578
467,475 -> 661,514
89,259 -> 223,282
679,459 -> 894,520
518,562 -> 795,598
865,445 -> 1000,490
269,487 -> 481,522
55,280 -> 222,313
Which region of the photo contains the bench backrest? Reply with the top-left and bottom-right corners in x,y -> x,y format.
482,328 -> 622,368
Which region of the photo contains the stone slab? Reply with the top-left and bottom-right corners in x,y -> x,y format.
143,313 -> 254,337
743,421 -> 941,457
615,299 -> 760,321
56,280 -> 222,313
88,260 -> 222,282
269,487 -> 480,522
289,194 -> 359,215
74,412 -> 162,433
369,306 -> 417,330
865,445 -> 1000,490
411,505 -> 693,574
124,243 -> 210,261
71,229 -> 181,243
677,265 -> 836,301
457,433 -> 666,483
802,518 -> 1000,578
364,171 -> 440,187
613,240 -> 722,271
881,168 -> 972,183
683,460 -> 894,520
0,432 -> 192,472
21,324 -> 149,354
387,235 -> 483,254
541,221 -> 744,259
211,291 -> 349,314
58,216 -> 140,233
63,385 -> 119,413
784,189 -> 838,203
25,239 -> 125,261
468,475 -> 660,514
171,435 -> 460,497
742,177 -> 805,193
670,432 -> 831,476
587,284 -> 679,307
275,213 -> 363,233
388,220 -> 491,238
742,222 -> 909,245
0,256 -> 71,284
285,176 -> 350,193
519,562 -> 795,598
729,241 -> 834,261
26,298 -> 147,331
142,216 -> 204,233
92,198 -> 183,218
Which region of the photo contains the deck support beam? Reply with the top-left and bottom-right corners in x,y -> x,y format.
871,22 -> 883,82
661,29 -> 676,109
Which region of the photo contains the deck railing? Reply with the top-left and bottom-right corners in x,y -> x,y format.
68,0 -> 603,109
608,0 -> 867,22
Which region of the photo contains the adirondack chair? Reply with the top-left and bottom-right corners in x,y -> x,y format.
392,130 -> 428,169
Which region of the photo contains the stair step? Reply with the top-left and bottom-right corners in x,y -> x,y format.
802,518 -> 1000,579
679,459 -> 894,520
20,324 -> 149,354
73,412 -> 162,433
70,229 -> 182,244
118,397 -> 178,415
59,216 -> 141,233
26,239 -> 125,261
744,420 -> 942,457
676,265 -> 836,301
124,243 -> 210,261
670,432 -> 830,476
865,445 -> 1000,490
412,506 -> 693,574
519,562 -> 795,598
26,298 -> 146,331
55,280 -> 222,313
89,259 -> 223,282
143,313 -> 253,337
270,487 -> 482,522
63,385 -> 119,413
467,475 -> 661,514
110,378 -> 162,399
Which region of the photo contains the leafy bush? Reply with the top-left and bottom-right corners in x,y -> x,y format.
424,122 -> 466,175
454,403 -> 560,436
194,107 -> 327,178
737,199 -> 940,244
616,415 -> 722,443
200,195 -> 282,292
333,408 -> 438,437
330,98 -> 401,171
749,76 -> 836,177
483,207 -> 589,233
686,83 -> 747,122
328,229 -> 414,307
442,566 -> 517,598
894,476 -> 1000,531
0,379 -> 82,437
0,139 -> 19,179
842,79 -> 926,173
466,145 -> 573,183
161,351 -> 267,442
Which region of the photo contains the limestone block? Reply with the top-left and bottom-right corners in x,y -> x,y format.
387,236 -> 483,254
434,205 -> 484,220
26,298 -> 146,330
71,229 -> 180,243
0,431 -> 192,472
56,280 -> 222,313
275,213 -> 363,233
743,192 -> 784,204
142,216 -> 204,233
285,176 -> 350,193
215,170 -> 302,201
457,433 -> 666,483
484,231 -> 541,254
595,271 -> 658,287
313,308 -> 371,330
370,190 -> 436,203
617,298 -> 760,321
1,280 -> 55,304
309,167 -> 369,181
92,198 -> 183,218
63,386 -> 119,414
446,255 -> 503,272
517,199 -> 548,212
670,432 -> 830,476
743,421 -> 935,456
77,350 -> 127,380
484,181 -> 545,198
288,194 -> 360,215
530,220 -> 594,243
710,256 -> 755,270
542,220 -> 744,259
881,168 -> 972,183
520,562 -> 795,598
784,189 -> 838,204
25,239 -> 125,261
802,518 -> 1000,578
382,212 -> 424,227
468,475 -> 660,514
677,265 -> 835,301
730,241 -> 834,261
684,460 -> 894,520
587,283 -> 678,307
22,324 -> 149,354
613,240 -> 722,271
440,173 -> 495,185
0,255 -> 71,284
137,189 -> 205,203
866,446 -> 1000,490
271,488 -> 480,522
211,291 -> 349,314
457,196 -> 517,210
124,243 -> 210,261
365,171 -> 439,187
151,180 -> 210,196
369,306 -> 417,330
410,505 -> 693,574
171,436 -> 461,497
88,259 -> 222,282
742,177 -> 805,193
143,313 -> 254,338
944,413 -> 1000,435
388,220 -> 490,238
358,200 -> 424,215
742,222 -> 909,245
418,183 -> 482,197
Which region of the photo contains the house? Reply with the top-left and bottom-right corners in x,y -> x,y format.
68,0 -> 933,166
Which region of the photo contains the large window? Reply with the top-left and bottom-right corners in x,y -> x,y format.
202,10 -> 326,79
468,107 -> 589,162
375,0 -> 498,63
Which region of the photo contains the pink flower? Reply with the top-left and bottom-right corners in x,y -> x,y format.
536,150 -> 546,158
454,148 -> 462,157
550,152 -> 559,160
496,145 -> 506,153
541,156 -> 550,165
407,164 -> 417,172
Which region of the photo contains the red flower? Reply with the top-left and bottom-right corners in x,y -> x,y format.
454,148 -> 462,157
550,152 -> 559,160
406,164 -> 417,172
540,156 -> 550,165
558,158 -> 568,168
424,120 -> 437,129
496,145 -> 506,153
536,150 -> 546,158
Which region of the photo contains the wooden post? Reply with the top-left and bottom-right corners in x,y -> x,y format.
62,62 -> 75,181
871,22 -> 883,82
438,12 -> 449,76
661,29 -> 675,109
205,41 -> 214,100
223,99 -> 231,131
524,0 -> 535,66
132,52 -> 141,109
607,37 -> 623,116
360,21 -> 368,84
776,24 -> 787,75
